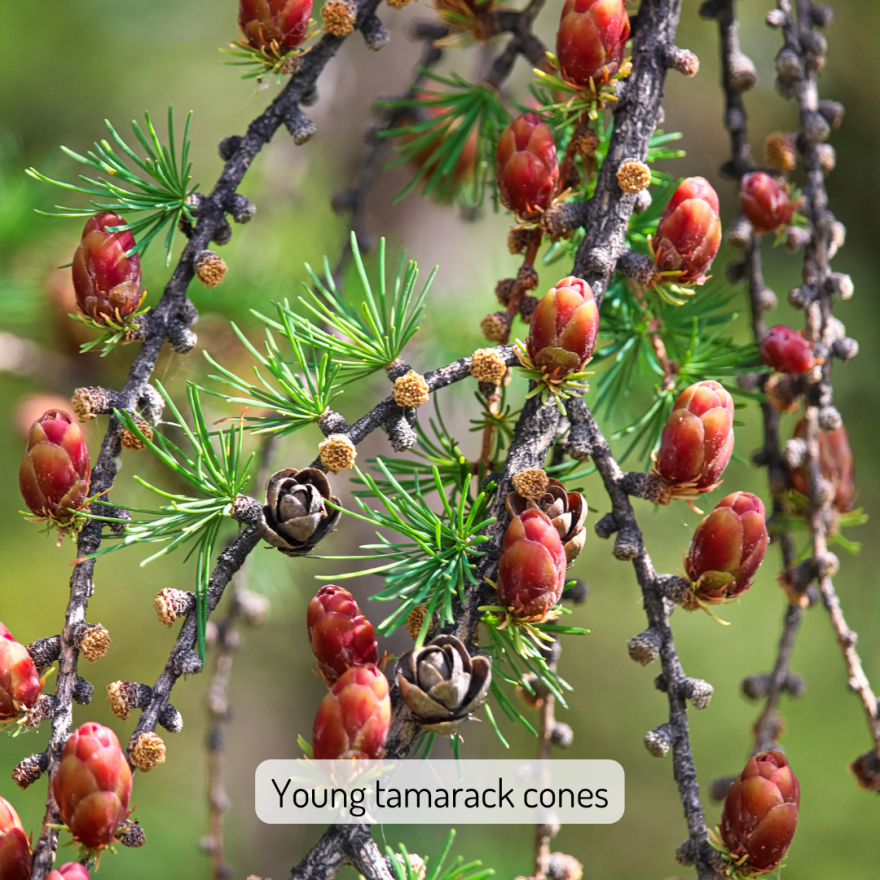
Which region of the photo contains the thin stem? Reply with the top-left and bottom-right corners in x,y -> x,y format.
782,0 -> 879,753
713,0 -> 804,755
533,648 -> 558,878
569,398 -> 715,880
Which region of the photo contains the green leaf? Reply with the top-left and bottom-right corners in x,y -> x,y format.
379,69 -> 510,206
26,108 -> 198,264
387,831 -> 493,880
81,382 -> 253,659
318,460 -> 494,638
204,314 -> 341,436
480,611 -> 585,736
259,235 -> 433,383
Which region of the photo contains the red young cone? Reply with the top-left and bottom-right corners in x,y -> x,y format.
685,492 -> 768,606
71,212 -> 144,326
0,621 -> 43,720
496,113 -> 559,220
720,750 -> 800,875
496,509 -> 568,621
654,380 -> 735,497
789,418 -> 856,513
238,0 -> 313,51
307,585 -> 379,685
526,276 -> 600,381
760,325 -> 816,374
740,172 -> 796,235
52,722 -> 132,851
0,795 -> 31,880
47,864 -> 92,880
556,0 -> 630,88
311,664 -> 390,759
653,177 -> 721,285
19,409 -> 91,526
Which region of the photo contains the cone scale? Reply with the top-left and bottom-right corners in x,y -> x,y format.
0,621 -> 43,720
685,492 -> 768,606
238,0 -> 313,52
72,212 -> 144,327
495,509 -> 568,622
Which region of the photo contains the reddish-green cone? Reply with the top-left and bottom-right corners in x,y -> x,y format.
47,864 -> 92,880
760,325 -> 815,375
0,621 -> 43,720
740,172 -> 796,235
720,750 -> 800,875
238,0 -> 313,51
654,381 -> 735,496
526,276 -> 600,381
71,212 -> 144,326
496,509 -> 567,621
52,722 -> 132,851
506,479 -> 588,564
653,177 -> 721,285
556,0 -> 630,88
307,585 -> 379,685
19,409 -> 91,526
311,665 -> 390,759
789,418 -> 856,513
0,796 -> 31,880
685,493 -> 768,606
496,113 -> 559,220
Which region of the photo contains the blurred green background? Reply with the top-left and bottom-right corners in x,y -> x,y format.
1,1 -> 879,879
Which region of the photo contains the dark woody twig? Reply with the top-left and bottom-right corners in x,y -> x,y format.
533,644 -> 560,878
567,396 -> 717,880
130,516 -> 263,749
710,0 -> 804,757
120,345 -> 520,785
779,0 -> 879,755
29,3 -> 389,874
288,824 -> 395,880
485,0 -> 550,88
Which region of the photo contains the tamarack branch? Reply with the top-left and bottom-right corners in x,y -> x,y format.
2,1 -> 873,880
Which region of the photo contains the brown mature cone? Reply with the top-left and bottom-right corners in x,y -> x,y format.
506,478 -> 587,563
396,635 -> 491,735
258,468 -> 342,556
